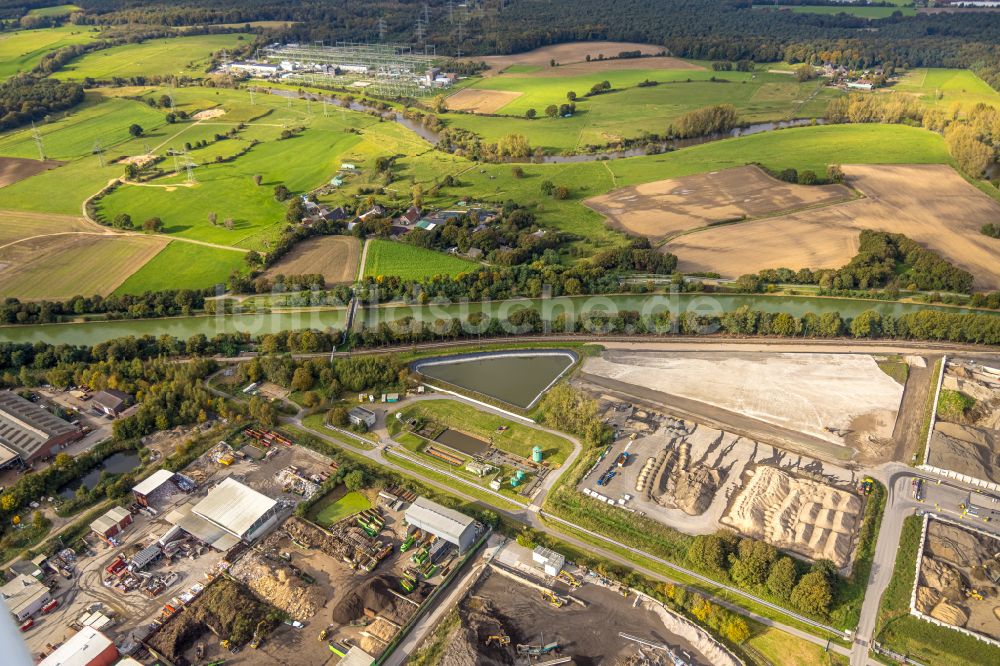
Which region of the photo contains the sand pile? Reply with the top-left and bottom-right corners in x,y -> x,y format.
230,553 -> 320,619
646,436 -> 724,516
721,465 -> 862,568
927,422 -> 999,484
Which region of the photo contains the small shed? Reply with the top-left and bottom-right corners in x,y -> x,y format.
348,407 -> 376,428
90,506 -> 133,543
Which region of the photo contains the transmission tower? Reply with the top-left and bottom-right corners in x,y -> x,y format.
415,18 -> 425,44
322,98 -> 329,117
184,153 -> 196,183
448,0 -> 454,23
423,3 -> 430,24
249,88 -> 256,105
92,140 -> 105,167
378,17 -> 386,41
456,21 -> 465,58
30,122 -> 45,161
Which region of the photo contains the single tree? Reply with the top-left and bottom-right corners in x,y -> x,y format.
128,123 -> 143,137
253,174 -> 263,186
207,211 -> 217,225
525,108 -> 536,119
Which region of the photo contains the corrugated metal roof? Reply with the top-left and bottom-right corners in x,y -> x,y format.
132,469 -> 176,496
0,390 -> 79,459
405,496 -> 476,542
193,478 -> 277,538
39,626 -> 114,666
0,574 -> 49,617
90,506 -> 130,535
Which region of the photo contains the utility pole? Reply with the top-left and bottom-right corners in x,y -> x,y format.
249,88 -> 256,105
92,140 -> 104,167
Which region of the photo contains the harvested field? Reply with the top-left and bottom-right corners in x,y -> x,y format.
584,165 -> 852,240
915,517 -> 1000,642
263,235 -> 361,284
925,358 -> 1000,485
0,156 -> 62,187
722,465 -> 863,569
0,209 -> 94,246
445,87 -> 523,113
0,232 -> 167,299
480,41 -> 700,76
192,108 -> 226,120
665,165 -> 1000,290
582,351 -> 903,449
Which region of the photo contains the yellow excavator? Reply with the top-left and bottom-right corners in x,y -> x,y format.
541,589 -> 566,608
486,634 -> 510,647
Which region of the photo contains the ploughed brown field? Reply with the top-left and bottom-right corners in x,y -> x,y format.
444,87 -> 523,113
263,235 -> 361,284
480,41 -> 702,76
650,164 -> 1000,291
583,165 -> 853,240
0,156 -> 63,188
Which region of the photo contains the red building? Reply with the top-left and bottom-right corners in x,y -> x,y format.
89,506 -> 133,544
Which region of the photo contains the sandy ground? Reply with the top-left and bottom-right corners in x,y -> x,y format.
0,232 -> 167,299
263,235 -> 361,284
722,465 -> 862,569
916,518 -> 1000,641
444,87 -> 523,113
480,41 -> 700,77
666,164 -> 1000,291
584,165 -> 852,240
578,404 -> 863,570
925,357 -> 1000,483
0,156 -> 63,188
192,108 -> 226,120
583,351 -> 903,447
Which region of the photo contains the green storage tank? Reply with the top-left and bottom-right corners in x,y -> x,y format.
532,446 -> 544,463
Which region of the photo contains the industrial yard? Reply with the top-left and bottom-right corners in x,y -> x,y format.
578,397 -> 869,571
423,538 -> 738,666
914,517 -> 1000,644
924,358 -> 1000,486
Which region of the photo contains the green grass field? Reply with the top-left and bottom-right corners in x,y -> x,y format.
27,4 -> 82,17
311,490 -> 371,526
757,4 -> 915,18
894,68 -> 1000,109
53,33 -> 249,81
113,240 -> 247,294
398,399 -> 574,464
0,24 -> 94,81
446,66 -> 839,151
363,239 -> 479,281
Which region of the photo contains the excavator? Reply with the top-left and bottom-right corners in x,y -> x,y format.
540,589 -> 566,608
485,633 -> 510,647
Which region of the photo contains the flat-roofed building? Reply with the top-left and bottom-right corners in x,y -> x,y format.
0,390 -> 83,465
39,626 -> 118,666
132,469 -> 176,507
166,478 -> 279,550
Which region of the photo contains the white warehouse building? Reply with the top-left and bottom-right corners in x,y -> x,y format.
166,478 -> 280,550
404,496 -> 481,554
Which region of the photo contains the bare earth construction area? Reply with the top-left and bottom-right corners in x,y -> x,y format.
583,351 -> 902,451
584,165 -> 853,240
662,165 -> 1000,290
0,156 -> 63,188
444,87 -> 523,113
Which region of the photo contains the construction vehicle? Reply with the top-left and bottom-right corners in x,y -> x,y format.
400,573 -> 416,593
912,478 -> 924,501
557,570 -> 581,588
250,620 -> 268,649
400,532 -> 417,552
541,590 -> 566,608
486,634 -> 510,647
964,587 -> 984,601
517,642 -> 560,656
615,452 -> 630,467
411,547 -> 429,565
318,628 -> 329,641
858,477 -> 875,496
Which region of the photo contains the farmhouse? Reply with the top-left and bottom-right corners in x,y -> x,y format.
91,390 -> 133,418
404,496 -> 482,554
0,573 -> 51,621
166,478 -> 280,550
89,506 -> 134,545
0,390 -> 83,466
348,406 -> 377,428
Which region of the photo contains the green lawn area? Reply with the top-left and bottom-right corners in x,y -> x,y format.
446,67 -> 838,152
874,516 -> 1000,665
894,68 -> 1000,109
0,24 -> 94,81
764,5 -> 915,18
363,239 -> 479,280
311,490 -> 371,526
53,33 -> 250,81
113,241 -> 247,294
397,399 -> 574,465
746,627 -> 848,666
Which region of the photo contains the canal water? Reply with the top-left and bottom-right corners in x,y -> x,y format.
414,350 -> 577,409
58,450 -> 141,498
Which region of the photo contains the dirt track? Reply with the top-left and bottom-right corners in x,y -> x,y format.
584,165 -> 852,239
666,164 -> 1000,291
263,235 -> 361,284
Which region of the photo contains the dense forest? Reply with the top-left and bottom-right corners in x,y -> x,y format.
0,75 -> 83,131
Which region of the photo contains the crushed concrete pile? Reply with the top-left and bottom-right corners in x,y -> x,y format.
229,552 -> 320,620
649,435 -> 724,516
927,422 -> 998,484
441,595 -> 515,666
721,465 -> 862,568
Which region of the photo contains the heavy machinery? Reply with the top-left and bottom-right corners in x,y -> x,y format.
541,590 -> 566,608
250,620 -> 268,649
858,477 -> 875,496
400,532 -> 417,552
517,642 -> 560,656
486,634 -> 510,647
558,570 -> 581,588
318,628 -> 329,641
